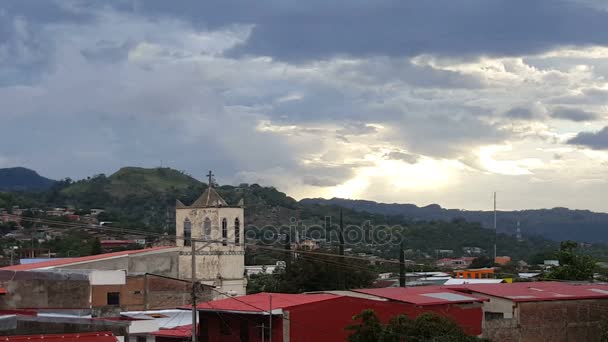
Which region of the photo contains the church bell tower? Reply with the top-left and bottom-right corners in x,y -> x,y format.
175,171 -> 246,297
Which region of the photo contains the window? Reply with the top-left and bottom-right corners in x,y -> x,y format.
184,218 -> 192,246
204,217 -> 211,240
485,312 -> 504,321
235,218 -> 240,246
107,292 -> 120,306
222,218 -> 228,246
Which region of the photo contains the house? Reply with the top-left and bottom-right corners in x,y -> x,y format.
189,289 -> 484,341
494,256 -> 511,265
436,257 -> 475,269
122,309 -> 192,342
449,282 -> 608,342
245,261 -> 286,277
0,248 -> 206,315
454,268 -> 495,279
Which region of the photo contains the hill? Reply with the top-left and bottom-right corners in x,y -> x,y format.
2,166 -> 608,262
61,167 -> 202,198
0,167 -> 56,192
300,198 -> 608,243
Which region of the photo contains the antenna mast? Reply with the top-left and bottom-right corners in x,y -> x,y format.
493,192 -> 497,262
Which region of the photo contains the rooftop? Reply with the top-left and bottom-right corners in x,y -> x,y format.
449,282 -> 608,302
0,246 -> 176,271
177,186 -> 228,209
190,292 -> 339,314
151,324 -> 192,338
354,286 -> 486,306
0,332 -> 117,342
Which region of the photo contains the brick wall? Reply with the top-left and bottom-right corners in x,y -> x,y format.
91,274 -> 213,313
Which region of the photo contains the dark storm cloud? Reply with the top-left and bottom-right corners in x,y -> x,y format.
568,127 -> 608,150
504,107 -> 535,119
122,0 -> 608,61
552,107 -> 601,121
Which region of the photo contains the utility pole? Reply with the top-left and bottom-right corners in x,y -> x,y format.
493,192 -> 497,263
399,241 -> 406,287
269,294 -> 273,342
191,237 -> 197,342
339,209 -> 345,289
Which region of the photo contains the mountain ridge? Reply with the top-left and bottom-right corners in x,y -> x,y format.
300,197 -> 608,243
0,167 -> 56,192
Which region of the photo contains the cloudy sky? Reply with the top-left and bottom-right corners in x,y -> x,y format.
2,0 -> 608,211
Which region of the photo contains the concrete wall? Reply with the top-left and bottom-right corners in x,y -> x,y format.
58,249 -> 180,278
0,270 -> 91,309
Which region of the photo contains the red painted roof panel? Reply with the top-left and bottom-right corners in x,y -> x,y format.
192,292 -> 339,313
354,286 -> 486,306
151,324 -> 193,338
448,282 -> 608,302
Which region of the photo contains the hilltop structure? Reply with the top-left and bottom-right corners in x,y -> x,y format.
175,171 -> 246,296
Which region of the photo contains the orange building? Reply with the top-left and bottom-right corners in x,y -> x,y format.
454,268 -> 495,279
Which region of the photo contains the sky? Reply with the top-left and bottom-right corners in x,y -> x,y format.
2,0 -> 608,211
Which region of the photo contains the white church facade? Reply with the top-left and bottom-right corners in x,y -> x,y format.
175,178 -> 247,297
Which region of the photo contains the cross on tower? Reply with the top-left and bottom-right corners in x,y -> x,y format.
206,170 -> 215,187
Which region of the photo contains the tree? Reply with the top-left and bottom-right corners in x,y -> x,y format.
90,238 -> 103,255
547,240 -> 597,281
346,309 -> 384,342
469,256 -> 493,269
347,310 -> 488,342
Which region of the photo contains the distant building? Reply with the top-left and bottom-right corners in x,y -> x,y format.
245,261 -> 286,276
463,247 -> 484,255
494,256 -> 511,265
454,268 -> 495,279
436,257 -> 475,269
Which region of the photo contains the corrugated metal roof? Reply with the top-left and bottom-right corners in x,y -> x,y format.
443,278 -> 504,285
151,324 -> 192,338
0,246 -> 176,271
353,286 -> 485,306
190,292 -> 339,313
0,332 -> 117,342
450,282 -> 608,302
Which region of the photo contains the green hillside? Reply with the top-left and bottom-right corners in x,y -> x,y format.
62,167 -> 201,198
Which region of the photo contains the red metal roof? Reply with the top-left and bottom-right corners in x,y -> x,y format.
0,288 -> 7,295
354,286 -> 486,306
0,332 -> 117,342
151,324 -> 193,338
192,292 -> 339,313
448,282 -> 608,303
0,246 -> 174,271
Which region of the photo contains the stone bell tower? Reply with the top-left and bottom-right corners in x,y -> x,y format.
175,171 -> 246,297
